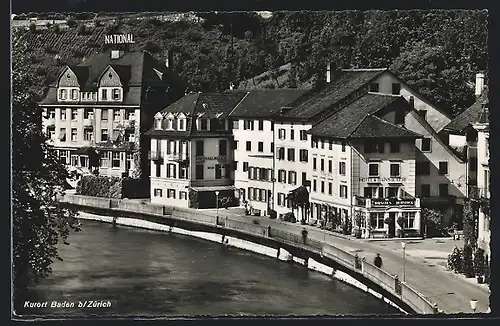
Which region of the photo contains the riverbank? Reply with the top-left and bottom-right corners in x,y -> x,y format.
77,211 -> 407,314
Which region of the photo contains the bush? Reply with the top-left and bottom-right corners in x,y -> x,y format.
462,244 -> 475,278
422,208 -> 447,237
474,248 -> 486,277
283,212 -> 295,223
447,246 -> 463,273
76,175 -> 122,198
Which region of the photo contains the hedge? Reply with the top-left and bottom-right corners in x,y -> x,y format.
76,175 -> 146,199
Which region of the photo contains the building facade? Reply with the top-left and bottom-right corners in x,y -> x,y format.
39,49 -> 184,185
147,92 -> 246,209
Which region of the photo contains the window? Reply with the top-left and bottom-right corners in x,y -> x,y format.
377,141 -> 385,153
390,163 -> 400,177
112,152 -> 120,168
71,155 -> 78,166
101,109 -> 108,120
288,171 -> 297,185
70,128 -> 77,141
82,128 -> 92,141
340,185 -> 348,198
287,148 -> 295,161
271,142 -> 274,153
258,141 -> 264,152
154,189 -> 163,197
290,129 -> 295,140
418,110 -> 427,120
369,83 -> 379,92
321,140 -> 324,149
439,161 -> 448,175
328,160 -> 332,173
246,141 -> 252,151
100,151 -> 109,167
370,212 -> 385,229
125,110 -> 134,120
243,162 -> 249,172
113,88 -> 120,100
244,120 -> 254,130
328,182 -> 332,195
59,89 -> 67,100
178,119 -> 185,130
313,157 -> 317,170
341,141 -> 346,152
321,181 -> 325,193
301,172 -> 307,186
196,140 -> 204,156
339,162 -> 346,175
215,164 -> 223,179
113,109 -> 120,120
421,184 -> 431,197
402,212 -> 415,229
71,109 -> 78,120
439,184 -> 449,197
485,137 -> 489,157
195,164 -> 204,180
258,120 -> 264,130
200,119 -> 208,130
278,170 -> 286,183
299,149 -> 308,162
219,139 -> 227,156
393,107 -> 405,124
328,140 -> 332,150
47,109 -> 56,119
278,129 -> 286,140
386,187 -> 399,198
167,164 -> 177,178
300,130 -> 307,141
313,179 -> 317,192
390,141 -> 400,153
416,162 -> 430,175
71,89 -> 78,100
84,109 -> 93,120
277,147 -> 285,160
421,138 -> 431,152
59,128 -> 66,141
101,129 -> 108,142
391,83 -> 401,95
368,163 -> 379,176
60,109 -> 67,120
102,89 -> 108,100
179,191 -> 187,200
320,159 -> 324,171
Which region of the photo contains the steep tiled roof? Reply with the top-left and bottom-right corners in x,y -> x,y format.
309,93 -> 418,139
443,88 -> 489,133
349,115 -> 422,139
228,89 -> 309,118
284,69 -> 387,119
41,50 -> 184,106
146,92 -> 246,138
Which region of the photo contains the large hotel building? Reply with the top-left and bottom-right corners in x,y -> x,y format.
39,48 -> 184,187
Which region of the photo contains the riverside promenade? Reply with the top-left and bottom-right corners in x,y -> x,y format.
200,208 -> 491,314
61,194 -> 490,315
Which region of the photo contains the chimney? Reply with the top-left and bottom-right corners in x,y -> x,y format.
165,50 -> 173,68
409,96 -> 415,107
229,82 -> 234,91
326,62 -> 332,83
475,73 -> 485,97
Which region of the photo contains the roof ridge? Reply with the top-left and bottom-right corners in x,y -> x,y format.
347,113 -> 372,138
369,115 -> 421,136
227,92 -> 250,117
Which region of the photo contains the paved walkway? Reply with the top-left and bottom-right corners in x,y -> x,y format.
202,208 -> 490,314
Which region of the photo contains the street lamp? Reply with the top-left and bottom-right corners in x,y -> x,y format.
401,242 -> 407,282
215,191 -> 220,225
470,299 -> 478,313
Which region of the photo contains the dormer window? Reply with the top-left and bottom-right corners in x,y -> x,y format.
102,89 -> 108,100
59,89 -> 67,100
167,119 -> 174,130
178,119 -> 185,130
71,89 -> 78,100
155,118 -> 162,130
200,119 -> 208,130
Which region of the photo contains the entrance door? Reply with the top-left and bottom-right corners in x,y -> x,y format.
388,212 -> 396,237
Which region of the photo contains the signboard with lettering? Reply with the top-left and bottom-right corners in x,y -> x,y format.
371,198 -> 416,207
104,34 -> 135,44
359,177 -> 407,183
195,156 -> 228,162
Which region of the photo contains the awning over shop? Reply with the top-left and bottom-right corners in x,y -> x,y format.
289,185 -> 309,204
189,185 -> 237,192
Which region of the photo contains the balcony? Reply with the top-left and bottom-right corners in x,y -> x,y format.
166,152 -> 188,162
353,196 -> 420,208
189,179 -> 233,187
148,151 -> 164,160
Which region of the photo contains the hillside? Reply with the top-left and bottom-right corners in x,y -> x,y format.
14,10 -> 488,117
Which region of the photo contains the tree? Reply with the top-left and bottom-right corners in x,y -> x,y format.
463,199 -> 478,249
12,38 -> 81,310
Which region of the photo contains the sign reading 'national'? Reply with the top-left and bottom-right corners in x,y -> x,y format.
104,34 -> 136,44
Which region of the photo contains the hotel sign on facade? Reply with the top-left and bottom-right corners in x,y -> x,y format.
359,177 -> 407,183
371,198 -> 416,207
104,34 -> 135,44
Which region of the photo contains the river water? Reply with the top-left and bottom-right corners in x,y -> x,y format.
17,220 -> 400,317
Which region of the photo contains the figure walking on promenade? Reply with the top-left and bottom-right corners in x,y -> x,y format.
374,253 -> 383,268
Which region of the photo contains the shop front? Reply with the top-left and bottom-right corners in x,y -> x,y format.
353,196 -> 421,238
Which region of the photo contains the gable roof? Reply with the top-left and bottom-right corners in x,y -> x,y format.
308,93 -> 416,139
283,68 -> 387,120
228,89 -> 309,118
443,88 -> 489,133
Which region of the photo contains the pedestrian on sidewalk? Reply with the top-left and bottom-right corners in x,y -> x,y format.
374,253 -> 383,268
